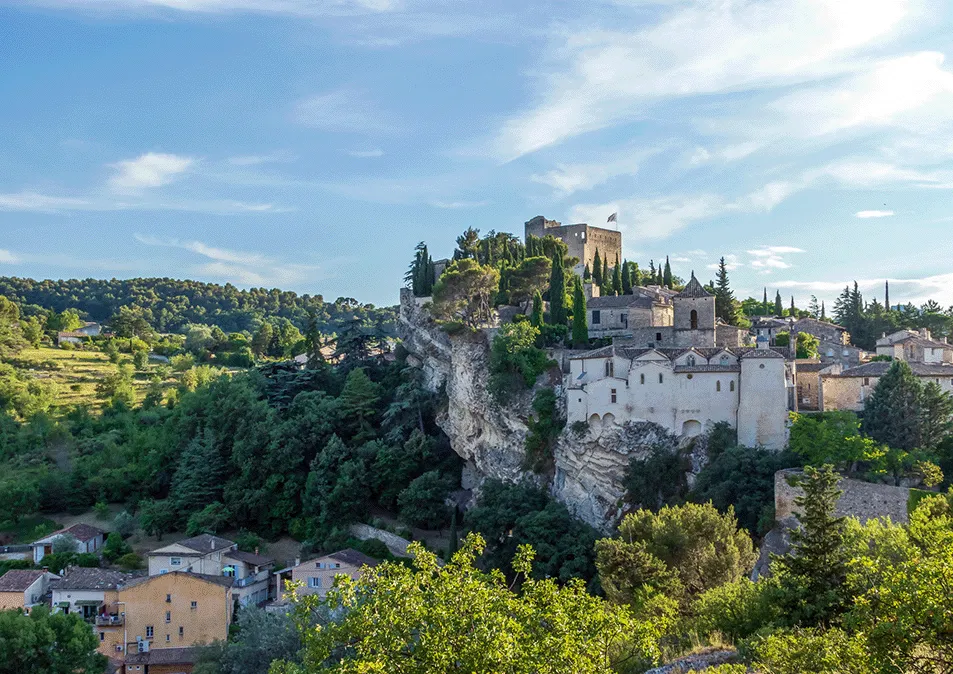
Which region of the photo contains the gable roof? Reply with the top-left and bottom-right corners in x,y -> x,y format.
588,295 -> 653,309
124,647 -> 203,667
675,273 -> 711,299
0,569 -> 47,592
837,361 -> 953,378
34,523 -> 106,545
50,567 -> 140,591
118,571 -> 234,591
150,534 -> 236,557
739,348 -> 785,359
792,317 -> 845,332
225,550 -> 274,567
322,548 -> 380,568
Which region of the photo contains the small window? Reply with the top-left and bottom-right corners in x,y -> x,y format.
166,634 -> 170,643
179,626 -> 184,638
170,557 -> 181,566
640,373 -> 645,385
687,355 -> 696,366
592,310 -> 601,325
165,594 -> 171,603
716,381 -> 721,392
335,563 -> 341,569
730,381 -> 735,392
146,626 -> 154,639
610,389 -> 617,404
308,577 -> 322,588
720,356 -> 729,366
100,632 -> 105,642
656,332 -> 662,342
863,377 -> 870,386
658,373 -> 664,384
159,569 -> 168,575
165,611 -> 171,623
190,601 -> 197,610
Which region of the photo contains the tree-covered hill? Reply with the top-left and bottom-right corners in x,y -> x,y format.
0,276 -> 396,335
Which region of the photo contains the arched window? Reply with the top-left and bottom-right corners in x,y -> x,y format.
716,380 -> 721,392
720,355 -> 730,366
640,373 -> 645,385
687,355 -> 696,366
605,360 -> 614,377
690,309 -> 698,330
730,380 -> 735,392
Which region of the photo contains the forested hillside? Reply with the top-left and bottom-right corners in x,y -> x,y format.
0,276 -> 396,335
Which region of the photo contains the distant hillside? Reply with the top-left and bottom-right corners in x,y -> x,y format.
0,276 -> 397,335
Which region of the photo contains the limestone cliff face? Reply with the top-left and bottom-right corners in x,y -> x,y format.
398,289 -> 691,530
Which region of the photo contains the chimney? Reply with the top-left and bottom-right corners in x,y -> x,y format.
294,557 -> 301,567
211,540 -> 215,550
254,547 -> 260,555
921,328 -> 931,340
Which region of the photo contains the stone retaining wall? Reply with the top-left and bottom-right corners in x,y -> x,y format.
775,469 -> 911,524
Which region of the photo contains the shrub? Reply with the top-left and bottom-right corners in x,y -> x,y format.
75,553 -> 100,568
487,322 -> 554,401
59,341 -> 75,351
170,353 -> 195,372
235,529 -> 266,553
132,349 -> 149,371
524,388 -> 564,472
113,510 -> 137,537
93,501 -> 110,519
117,552 -> 144,570
102,532 -> 133,563
692,577 -> 781,641
397,471 -> 452,529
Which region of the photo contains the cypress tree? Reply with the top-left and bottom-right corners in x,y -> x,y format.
583,263 -> 591,282
612,258 -> 623,297
548,252 -> 567,326
571,276 -> 588,347
713,257 -> 739,326
592,249 -> 603,286
621,259 -> 632,295
603,257 -> 610,291
656,268 -> 664,286
885,280 -> 890,311
649,260 -> 656,282
774,291 -> 783,316
631,262 -> 642,289
790,295 -> 796,315
530,290 -> 544,328
821,301 -> 826,320
663,256 -> 673,288
762,287 -> 769,315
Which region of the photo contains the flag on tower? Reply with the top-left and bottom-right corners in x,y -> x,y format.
607,212 -> 618,223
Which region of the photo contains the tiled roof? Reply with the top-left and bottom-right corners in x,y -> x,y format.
792,317 -> 845,332
794,362 -> 829,373
673,365 -> 741,373
739,348 -> 785,359
749,317 -> 788,328
50,568 -> 141,591
837,361 -> 953,378
675,273 -> 712,298
572,345 -> 749,363
119,571 -> 234,590
326,548 -> 380,568
225,550 -> 274,567
35,523 -> 106,544
158,534 -> 236,555
0,569 -> 46,592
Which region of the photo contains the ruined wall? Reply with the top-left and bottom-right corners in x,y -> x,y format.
775,469 -> 912,524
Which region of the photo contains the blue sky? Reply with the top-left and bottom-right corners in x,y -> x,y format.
1,0 -> 952,308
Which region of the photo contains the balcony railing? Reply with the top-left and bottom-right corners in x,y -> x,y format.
232,570 -> 270,588
95,615 -> 124,627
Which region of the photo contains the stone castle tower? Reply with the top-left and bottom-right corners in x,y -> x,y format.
524,215 -> 622,276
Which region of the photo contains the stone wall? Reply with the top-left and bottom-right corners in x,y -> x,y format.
349,524 -> 413,558
775,469 -> 912,525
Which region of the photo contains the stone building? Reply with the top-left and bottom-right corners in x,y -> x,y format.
875,329 -> 953,363
793,360 -> 840,411
567,342 -> 792,449
0,569 -> 59,612
524,215 -> 622,276
283,548 -> 379,600
820,360 -> 953,411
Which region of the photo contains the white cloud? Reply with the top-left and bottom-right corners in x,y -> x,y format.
346,148 -> 385,157
294,89 -> 396,133
134,233 -> 324,287
856,209 -> 895,218
0,191 -> 92,212
530,148 -> 657,196
569,194 -> 726,241
0,189 -> 281,214
430,200 -> 489,209
706,253 -> 742,271
227,151 -> 294,166
777,273 -> 953,307
492,0 -> 914,159
747,245 -> 805,271
109,152 -> 194,191
0,249 -> 19,264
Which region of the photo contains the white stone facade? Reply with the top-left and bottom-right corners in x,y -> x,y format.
567,345 -> 791,449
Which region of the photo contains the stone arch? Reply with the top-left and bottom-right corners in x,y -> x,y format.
602,412 -> 616,427
682,419 -> 703,437
690,309 -> 698,330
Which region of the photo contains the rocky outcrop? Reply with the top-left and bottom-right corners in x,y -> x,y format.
643,650 -> 742,673
399,289 -> 697,529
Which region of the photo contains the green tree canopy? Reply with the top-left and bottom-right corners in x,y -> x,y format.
0,607 -> 106,674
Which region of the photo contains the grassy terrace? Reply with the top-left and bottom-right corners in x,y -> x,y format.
15,346 -> 163,410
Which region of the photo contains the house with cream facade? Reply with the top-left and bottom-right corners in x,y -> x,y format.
875,329 -> 953,363
283,549 -> 379,600
0,569 -> 60,613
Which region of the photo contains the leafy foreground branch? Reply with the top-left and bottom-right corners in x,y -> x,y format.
271,534 -> 667,674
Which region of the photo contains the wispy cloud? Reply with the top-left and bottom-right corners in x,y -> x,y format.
0,190 -> 283,214
20,0 -> 400,17
109,152 -> 194,191
530,147 -> 660,196
777,273 -> 953,307
0,249 -> 19,264
747,245 -> 806,271
294,89 -> 397,134
430,199 -> 489,209
856,209 -> 895,218
0,192 -> 92,213
227,151 -> 295,166
134,233 -> 326,287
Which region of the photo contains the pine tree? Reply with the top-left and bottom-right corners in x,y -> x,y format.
663,256 -> 673,288
548,252 -> 567,326
571,276 -> 588,347
612,258 -> 623,297
592,249 -> 603,286
774,290 -> 783,317
530,290 -> 544,328
713,257 -> 739,326
809,295 -> 820,319
863,360 -> 923,451
621,259 -> 632,295
776,464 -> 851,625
